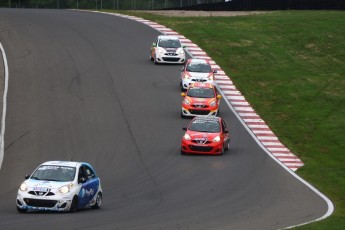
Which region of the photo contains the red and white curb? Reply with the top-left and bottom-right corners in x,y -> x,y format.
92,11 -> 304,171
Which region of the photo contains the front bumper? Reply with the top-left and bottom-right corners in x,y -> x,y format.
17,191 -> 74,212
155,52 -> 185,64
181,106 -> 218,117
181,139 -> 223,155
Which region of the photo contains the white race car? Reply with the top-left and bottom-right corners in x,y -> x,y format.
150,35 -> 186,64
16,161 -> 102,213
180,59 -> 217,90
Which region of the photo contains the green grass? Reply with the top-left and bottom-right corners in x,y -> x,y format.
107,10 -> 345,229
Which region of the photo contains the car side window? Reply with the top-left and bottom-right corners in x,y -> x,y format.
84,166 -> 96,180
222,120 -> 227,132
78,166 -> 86,182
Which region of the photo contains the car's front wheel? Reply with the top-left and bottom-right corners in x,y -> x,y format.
91,192 -> 102,209
154,58 -> 159,65
220,145 -> 225,155
17,206 -> 27,213
69,196 -> 78,213
225,140 -> 230,151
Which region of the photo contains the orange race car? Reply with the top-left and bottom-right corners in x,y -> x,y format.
181,82 -> 221,118
181,116 -> 230,155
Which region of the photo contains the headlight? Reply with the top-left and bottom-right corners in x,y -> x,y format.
208,75 -> 214,80
184,133 -> 191,140
157,48 -> 165,54
178,49 -> 185,55
59,185 -> 70,194
209,100 -> 216,107
183,73 -> 191,79
19,182 -> 27,191
212,136 -> 221,142
183,99 -> 191,105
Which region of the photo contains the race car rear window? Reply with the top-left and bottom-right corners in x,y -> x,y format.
187,87 -> 215,98
189,118 -> 221,133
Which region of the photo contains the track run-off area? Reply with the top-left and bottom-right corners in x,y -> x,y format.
0,9 -> 333,230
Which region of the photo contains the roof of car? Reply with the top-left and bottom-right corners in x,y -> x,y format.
188,59 -> 209,64
157,35 -> 180,40
41,161 -> 82,167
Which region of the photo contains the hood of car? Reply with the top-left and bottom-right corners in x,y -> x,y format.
187,130 -> 220,141
186,96 -> 216,105
25,179 -> 71,190
164,48 -> 178,53
188,72 -> 211,79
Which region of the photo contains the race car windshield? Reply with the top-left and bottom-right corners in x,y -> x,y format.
189,120 -> 221,133
187,88 -> 215,98
158,39 -> 181,48
186,63 -> 212,73
31,165 -> 76,182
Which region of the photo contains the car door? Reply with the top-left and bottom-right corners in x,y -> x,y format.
77,165 -> 98,207
221,120 -> 230,145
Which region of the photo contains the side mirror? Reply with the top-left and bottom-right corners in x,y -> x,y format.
152,43 -> 157,47
217,95 -> 222,99
182,45 -> 186,48
213,70 -> 218,73
183,127 -> 187,131
224,130 -> 229,133
181,93 -> 186,97
25,174 -> 30,179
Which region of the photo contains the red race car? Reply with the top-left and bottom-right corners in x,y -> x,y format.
181,82 -> 221,118
181,116 -> 230,155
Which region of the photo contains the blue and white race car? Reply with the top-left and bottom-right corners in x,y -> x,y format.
16,161 -> 102,213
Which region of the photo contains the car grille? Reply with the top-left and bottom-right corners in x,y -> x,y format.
28,191 -> 55,196
192,105 -> 208,109
189,109 -> 211,115
189,145 -> 213,152
24,198 -> 57,208
162,57 -> 180,62
191,140 -> 211,144
164,52 -> 178,56
192,79 -> 208,83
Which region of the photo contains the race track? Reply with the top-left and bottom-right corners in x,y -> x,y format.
0,9 -> 329,230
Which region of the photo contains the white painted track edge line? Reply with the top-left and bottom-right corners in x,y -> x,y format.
72,10 -> 334,228
0,42 -> 9,171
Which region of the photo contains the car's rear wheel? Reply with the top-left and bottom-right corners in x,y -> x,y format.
69,196 -> 78,213
17,206 -> 27,213
91,192 -> 102,209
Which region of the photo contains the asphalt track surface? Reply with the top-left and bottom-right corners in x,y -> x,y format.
0,9 -> 329,230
